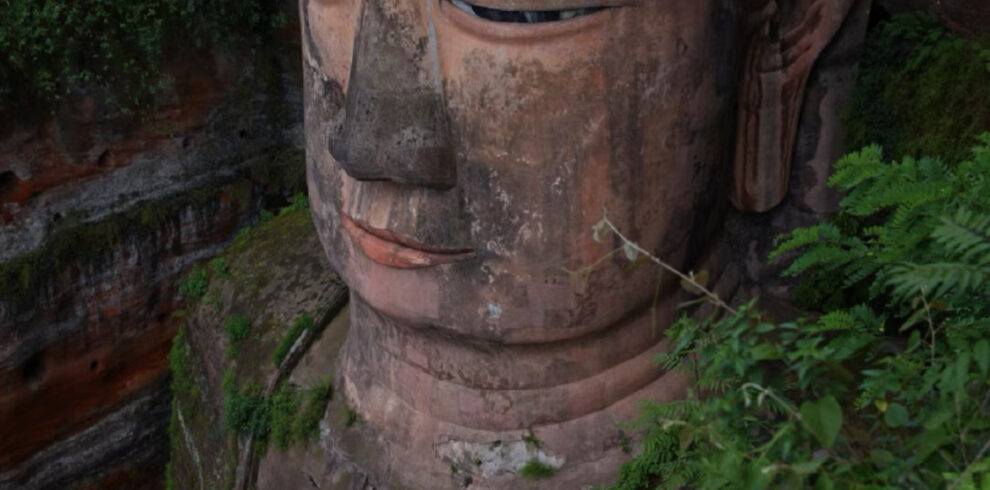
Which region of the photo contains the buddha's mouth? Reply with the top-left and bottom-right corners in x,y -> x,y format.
449,0 -> 607,23
340,211 -> 475,269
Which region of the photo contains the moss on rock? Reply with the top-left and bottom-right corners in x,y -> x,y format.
845,12 -> 990,164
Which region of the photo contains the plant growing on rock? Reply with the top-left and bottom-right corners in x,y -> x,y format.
520,458 -> 556,479
224,315 -> 251,357
608,137 -> 990,489
272,314 -> 314,366
178,265 -> 209,301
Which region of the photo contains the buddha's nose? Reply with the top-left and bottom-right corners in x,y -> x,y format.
328,1 -> 456,189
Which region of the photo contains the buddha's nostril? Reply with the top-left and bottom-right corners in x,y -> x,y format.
449,0 -> 606,23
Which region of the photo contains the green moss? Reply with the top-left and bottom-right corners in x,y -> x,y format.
272,314 -> 314,367
0,0 -> 289,113
0,151 -> 305,316
520,459 -> 556,479
223,315 -> 252,358
845,12 -> 990,163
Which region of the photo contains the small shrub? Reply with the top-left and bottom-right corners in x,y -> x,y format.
272,314 -> 314,367
269,384 -> 298,451
278,192 -> 310,216
292,381 -> 332,444
209,257 -> 228,276
223,316 -> 251,358
519,459 -> 555,479
178,265 -> 209,301
223,375 -> 269,439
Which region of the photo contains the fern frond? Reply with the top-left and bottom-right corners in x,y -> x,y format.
888,262 -> 990,299
828,145 -> 886,190
933,208 -> 990,265
781,241 -> 866,277
770,224 -> 839,261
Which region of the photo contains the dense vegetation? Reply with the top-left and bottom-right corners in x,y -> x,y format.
610,136 -> 990,489
845,12 -> 990,164
0,0 -> 288,113
608,14 -> 990,489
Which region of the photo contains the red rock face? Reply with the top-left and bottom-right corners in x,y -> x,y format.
0,31 -> 304,490
0,53 -> 227,225
0,187 -> 257,489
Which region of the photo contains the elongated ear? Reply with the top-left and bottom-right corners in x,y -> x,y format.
732,0 -> 857,213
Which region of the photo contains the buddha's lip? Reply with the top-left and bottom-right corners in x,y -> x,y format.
339,211 -> 475,269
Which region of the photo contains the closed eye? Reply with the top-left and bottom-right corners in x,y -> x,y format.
449,0 -> 606,23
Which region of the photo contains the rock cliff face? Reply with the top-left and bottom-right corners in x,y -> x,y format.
0,23 -> 304,490
166,206 -> 360,490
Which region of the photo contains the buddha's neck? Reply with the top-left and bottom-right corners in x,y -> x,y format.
340,288 -> 684,431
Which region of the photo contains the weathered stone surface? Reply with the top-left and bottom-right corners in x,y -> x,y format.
0,21 -> 304,489
302,0 -> 872,488
0,379 -> 170,490
170,208 -> 351,490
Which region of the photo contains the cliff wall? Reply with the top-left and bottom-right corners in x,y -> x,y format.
0,18 -> 304,490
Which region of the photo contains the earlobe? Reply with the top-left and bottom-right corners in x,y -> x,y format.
731,0 -> 857,213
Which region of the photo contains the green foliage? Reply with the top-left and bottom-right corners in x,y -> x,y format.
165,460 -> 175,490
273,314 -> 314,367
210,257 -> 229,276
519,459 -> 555,479
268,383 -> 298,452
845,12 -> 990,164
773,136 -> 990,311
278,192 -> 310,216
610,138 -> 990,489
223,316 -> 252,358
292,381 -> 332,444
168,325 -> 198,399
523,428 -> 543,450
222,369 -> 269,439
222,366 -> 330,451
178,265 -> 210,302
0,0 -> 288,113
269,381 -> 332,451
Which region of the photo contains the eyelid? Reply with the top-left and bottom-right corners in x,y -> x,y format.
465,0 -> 636,8
440,0 -> 613,41
450,0 -> 606,23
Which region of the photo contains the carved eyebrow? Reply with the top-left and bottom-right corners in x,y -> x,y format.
449,0 -> 606,23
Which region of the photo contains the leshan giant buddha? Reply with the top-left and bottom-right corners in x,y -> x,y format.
302,0 -> 863,487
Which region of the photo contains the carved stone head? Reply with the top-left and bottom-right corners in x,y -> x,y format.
302,0 -> 860,486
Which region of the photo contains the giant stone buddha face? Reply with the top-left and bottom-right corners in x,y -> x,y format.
302,0 -> 856,486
